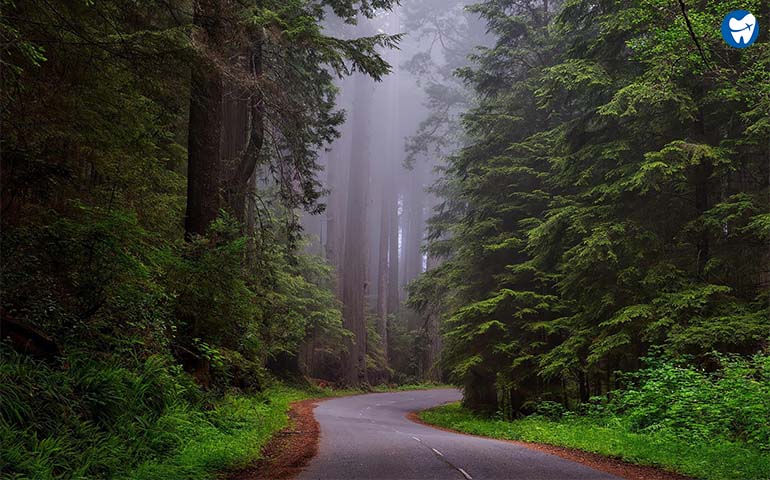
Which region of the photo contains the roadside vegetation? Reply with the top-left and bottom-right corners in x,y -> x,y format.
1,348 -> 327,480
420,355 -> 770,480
1,1 -> 405,479
2,0 -> 768,478
0,347 -> 437,480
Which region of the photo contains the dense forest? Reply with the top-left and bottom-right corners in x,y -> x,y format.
411,0 -> 770,414
1,0 -> 769,479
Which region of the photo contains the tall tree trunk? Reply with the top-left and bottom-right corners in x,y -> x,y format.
375,36 -> 402,363
341,72 -> 372,386
423,254 -> 442,381
185,0 -> 225,237
325,132 -> 348,297
182,0 -> 226,386
325,151 -> 340,265
403,163 -> 425,330
325,74 -> 352,297
387,188 -> 400,314
376,186 -> 390,362
404,163 -> 425,286
225,33 -> 264,223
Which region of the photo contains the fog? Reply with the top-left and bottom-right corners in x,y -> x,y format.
302,1 -> 490,382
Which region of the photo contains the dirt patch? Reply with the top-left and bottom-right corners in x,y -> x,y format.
227,398 -> 325,480
407,412 -> 692,480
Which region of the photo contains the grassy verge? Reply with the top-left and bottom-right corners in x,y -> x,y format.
371,382 -> 452,392
129,383 -> 443,479
127,386 -> 315,479
419,403 -> 770,480
2,353 -> 451,480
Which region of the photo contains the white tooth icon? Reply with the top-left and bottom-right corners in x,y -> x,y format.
729,13 -> 756,44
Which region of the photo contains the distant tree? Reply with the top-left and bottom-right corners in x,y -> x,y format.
184,0 -> 402,239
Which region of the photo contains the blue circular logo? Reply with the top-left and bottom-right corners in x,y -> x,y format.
721,10 -> 759,48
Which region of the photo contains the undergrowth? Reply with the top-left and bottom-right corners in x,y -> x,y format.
0,350 -> 317,480
420,355 -> 770,480
0,347 -> 443,479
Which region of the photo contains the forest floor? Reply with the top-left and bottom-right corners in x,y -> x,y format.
419,403 -> 770,480
124,386 -> 316,480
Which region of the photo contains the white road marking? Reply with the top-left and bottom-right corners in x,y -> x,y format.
431,448 -> 444,457
457,467 -> 473,480
411,436 -> 421,442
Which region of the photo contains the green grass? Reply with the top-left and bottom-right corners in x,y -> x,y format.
126,386 -> 313,479
1,352 -> 453,480
1,352 -> 343,480
419,403 -> 770,480
129,383 -> 444,479
370,382 -> 452,392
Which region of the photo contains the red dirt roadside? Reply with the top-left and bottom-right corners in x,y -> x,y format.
226,398 -> 325,480
407,412 -> 692,480
228,395 -> 692,480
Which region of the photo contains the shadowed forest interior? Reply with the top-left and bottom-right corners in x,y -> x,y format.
1,1 -> 769,479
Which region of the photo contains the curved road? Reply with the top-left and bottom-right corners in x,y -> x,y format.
298,389 -> 619,480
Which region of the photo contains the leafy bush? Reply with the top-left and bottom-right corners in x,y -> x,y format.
1,207 -> 175,355
0,206 -> 347,478
420,402 -> 770,480
607,354 -> 770,451
530,400 -> 567,420
420,353 -> 770,480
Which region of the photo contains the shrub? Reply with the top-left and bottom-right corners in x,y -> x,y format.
607,354 -> 770,450
0,349 -> 201,479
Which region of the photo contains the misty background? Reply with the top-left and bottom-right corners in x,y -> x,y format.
299,1 -> 489,384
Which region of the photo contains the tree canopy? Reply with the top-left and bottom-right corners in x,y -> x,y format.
412,0 -> 770,413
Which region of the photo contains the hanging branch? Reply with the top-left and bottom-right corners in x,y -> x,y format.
677,0 -> 711,70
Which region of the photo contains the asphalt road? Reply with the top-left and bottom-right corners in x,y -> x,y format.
298,388 -> 620,480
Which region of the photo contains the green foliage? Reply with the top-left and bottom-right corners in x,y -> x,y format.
607,355 -> 770,451
414,0 -> 770,418
1,0 -> 380,475
420,402 -> 770,480
0,348 -> 318,480
1,349 -> 199,479
128,387 -> 313,480
1,207 -> 175,354
422,354 -> 770,480
420,355 -> 770,479
386,315 -> 431,385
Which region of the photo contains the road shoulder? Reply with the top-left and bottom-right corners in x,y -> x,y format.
226,397 -> 324,480
408,411 -> 692,480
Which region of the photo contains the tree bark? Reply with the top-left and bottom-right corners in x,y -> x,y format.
326,142 -> 345,281
341,72 -> 373,386
185,0 -> 225,237
423,254 -> 442,381
402,163 -> 426,330
225,32 -> 264,224
376,185 -> 390,362
325,75 -> 351,297
404,163 -> 425,286
387,188 -> 400,315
